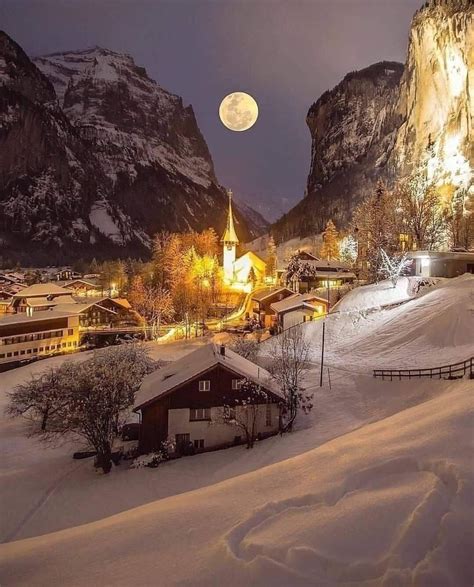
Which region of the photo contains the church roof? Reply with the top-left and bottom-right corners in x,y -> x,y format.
221,190 -> 239,244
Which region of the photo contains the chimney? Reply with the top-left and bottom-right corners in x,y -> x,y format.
220,344 -> 226,357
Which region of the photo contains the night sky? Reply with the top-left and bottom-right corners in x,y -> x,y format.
2,0 -> 422,220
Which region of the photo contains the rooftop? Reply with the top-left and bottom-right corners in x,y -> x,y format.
271,293 -> 328,314
12,283 -> 72,298
0,310 -> 77,327
135,343 -> 283,410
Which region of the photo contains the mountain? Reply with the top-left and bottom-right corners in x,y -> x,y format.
273,0 -> 473,241
0,35 -> 262,264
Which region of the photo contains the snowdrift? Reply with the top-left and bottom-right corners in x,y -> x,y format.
0,380 -> 472,586
302,274 -> 474,370
332,276 -> 441,312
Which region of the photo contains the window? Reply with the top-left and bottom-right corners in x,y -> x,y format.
231,379 -> 242,390
266,403 -> 272,427
190,408 -> 211,421
14,351 -> 19,356
68,329 -> 74,336
198,380 -> 210,392
20,350 -> 25,355
0,353 -> 5,359
193,439 -> 204,449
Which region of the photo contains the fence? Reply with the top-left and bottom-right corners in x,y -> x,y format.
373,357 -> 473,381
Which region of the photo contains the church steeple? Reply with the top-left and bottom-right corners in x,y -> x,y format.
222,189 -> 239,282
221,189 -> 239,245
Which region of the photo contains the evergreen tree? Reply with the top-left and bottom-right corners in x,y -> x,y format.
265,235 -> 277,281
320,219 -> 340,260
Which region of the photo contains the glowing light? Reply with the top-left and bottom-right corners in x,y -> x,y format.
219,92 -> 259,132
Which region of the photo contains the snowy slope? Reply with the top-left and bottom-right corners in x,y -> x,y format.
0,380 -> 472,586
299,274 -> 474,371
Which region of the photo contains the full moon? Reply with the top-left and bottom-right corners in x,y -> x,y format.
219,92 -> 259,132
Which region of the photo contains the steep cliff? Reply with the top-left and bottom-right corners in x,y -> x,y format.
274,0 -> 472,241
0,36 -> 262,263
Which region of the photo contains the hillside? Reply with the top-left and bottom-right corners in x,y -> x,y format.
0,35 -> 262,264
0,275 -> 472,585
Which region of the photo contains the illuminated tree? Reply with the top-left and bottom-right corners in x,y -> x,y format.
320,219 -> 340,260
396,172 -> 447,251
129,275 -> 174,339
339,235 -> 358,265
378,249 -> 413,287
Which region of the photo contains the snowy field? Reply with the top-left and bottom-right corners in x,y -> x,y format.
0,275 -> 472,585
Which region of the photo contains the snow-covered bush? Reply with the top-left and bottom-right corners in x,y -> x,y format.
229,336 -> 259,362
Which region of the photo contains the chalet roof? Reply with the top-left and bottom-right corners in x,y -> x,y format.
135,343 -> 283,410
60,279 -> 101,288
51,302 -> 117,315
0,310 -> 77,327
407,250 -> 474,261
270,293 -> 328,314
251,287 -> 294,303
12,283 -> 71,298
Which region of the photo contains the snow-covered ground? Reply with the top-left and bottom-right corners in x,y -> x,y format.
0,276 -> 472,585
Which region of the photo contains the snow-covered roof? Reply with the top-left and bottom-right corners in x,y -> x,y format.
407,250 -> 474,261
135,343 -> 283,410
51,302 -> 117,315
251,287 -> 293,303
12,283 -> 72,298
0,310 -> 77,327
271,293 -> 328,314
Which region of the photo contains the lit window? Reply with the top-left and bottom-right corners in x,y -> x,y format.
198,380 -> 210,392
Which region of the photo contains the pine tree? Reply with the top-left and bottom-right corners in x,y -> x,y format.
320,219 -> 340,260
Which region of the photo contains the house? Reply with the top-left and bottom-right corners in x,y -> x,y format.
251,287 -> 294,328
52,297 -> 141,329
271,293 -> 328,331
10,283 -> 75,313
285,251 -> 356,293
0,311 -> 79,367
58,278 -> 103,297
134,343 -> 283,455
407,250 -> 474,278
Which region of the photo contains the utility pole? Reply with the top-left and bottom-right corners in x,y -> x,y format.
319,319 -> 326,387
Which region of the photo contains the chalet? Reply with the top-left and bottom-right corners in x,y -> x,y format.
134,343 -> 283,455
52,297 -> 141,328
0,311 -> 79,367
251,287 -> 294,328
271,293 -> 328,331
285,251 -> 356,293
407,250 -> 474,278
10,283 -> 75,313
58,278 -> 103,298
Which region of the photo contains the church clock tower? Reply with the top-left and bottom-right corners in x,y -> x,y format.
221,189 -> 239,281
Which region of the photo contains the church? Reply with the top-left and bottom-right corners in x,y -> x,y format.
221,190 -> 268,291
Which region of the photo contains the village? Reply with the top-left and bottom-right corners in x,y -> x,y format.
0,0 -> 473,583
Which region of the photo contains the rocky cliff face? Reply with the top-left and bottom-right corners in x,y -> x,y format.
0,36 -> 262,263
274,0 -> 472,241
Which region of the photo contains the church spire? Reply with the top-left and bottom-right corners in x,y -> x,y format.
221,189 -> 239,244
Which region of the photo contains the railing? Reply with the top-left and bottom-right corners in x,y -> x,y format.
373,357 -> 473,381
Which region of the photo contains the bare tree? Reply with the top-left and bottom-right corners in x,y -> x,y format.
7,345 -> 155,474
6,362 -> 76,432
269,325 -> 312,432
377,249 -> 413,287
396,172 -> 447,250
212,379 -> 271,449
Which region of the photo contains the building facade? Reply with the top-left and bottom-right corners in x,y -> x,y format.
0,312 -> 79,367
135,344 -> 282,455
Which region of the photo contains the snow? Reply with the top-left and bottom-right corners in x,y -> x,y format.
333,275 -> 441,312
0,277 -> 472,585
88,201 -> 123,243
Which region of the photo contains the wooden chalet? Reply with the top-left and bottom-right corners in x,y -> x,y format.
251,287 -> 294,328
134,344 -> 283,455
